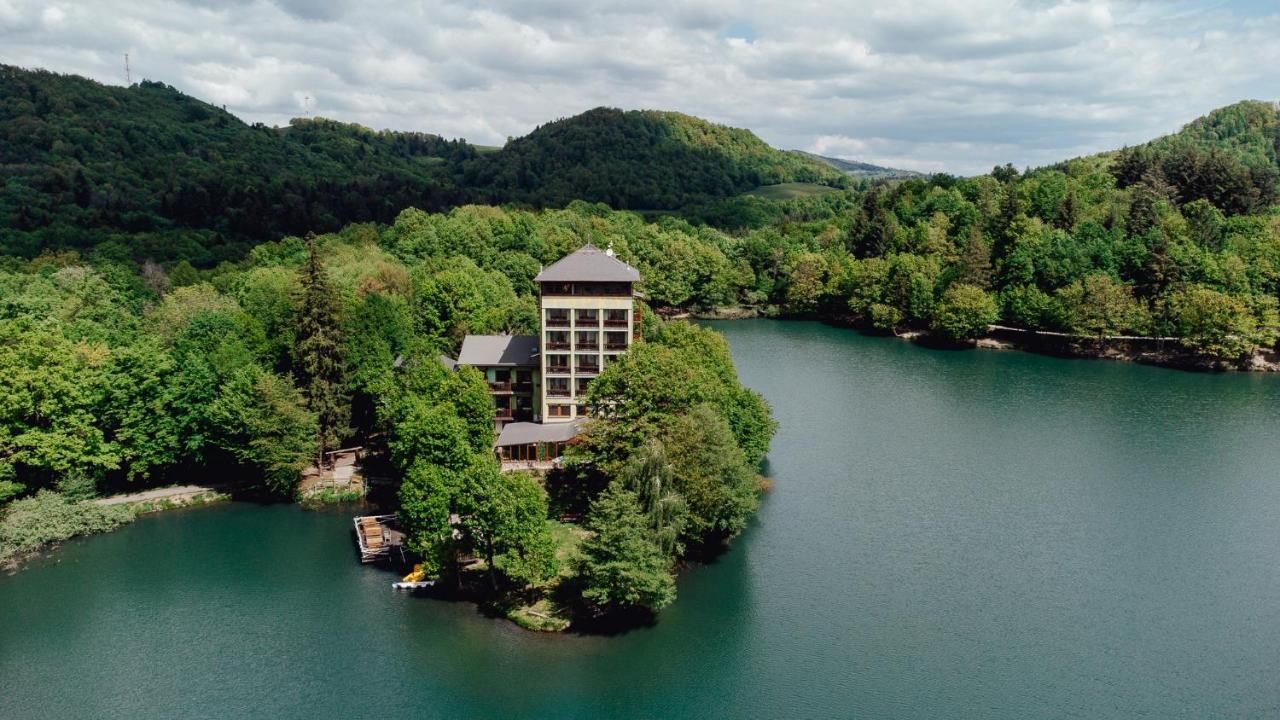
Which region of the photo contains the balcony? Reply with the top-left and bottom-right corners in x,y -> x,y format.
575,365 -> 600,376
495,408 -> 514,421
488,380 -> 513,393
575,342 -> 599,351
546,365 -> 571,375
545,340 -> 570,350
603,320 -> 628,328
514,382 -> 534,394
545,316 -> 570,328
605,341 -> 629,351
547,388 -> 570,397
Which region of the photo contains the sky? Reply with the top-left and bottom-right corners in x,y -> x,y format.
2,0 -> 1278,175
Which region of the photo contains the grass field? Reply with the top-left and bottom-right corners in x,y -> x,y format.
741,182 -> 841,200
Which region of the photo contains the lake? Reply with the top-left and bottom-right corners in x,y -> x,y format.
3,320 -> 1280,718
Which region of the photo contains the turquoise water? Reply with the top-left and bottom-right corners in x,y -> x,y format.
3,320 -> 1280,718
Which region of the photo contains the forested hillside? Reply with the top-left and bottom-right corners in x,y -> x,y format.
463,107 -> 847,208
0,66 -> 846,262
0,66 -> 477,262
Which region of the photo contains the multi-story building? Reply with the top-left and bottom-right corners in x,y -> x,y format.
535,244 -> 640,423
451,243 -> 641,467
455,335 -> 540,427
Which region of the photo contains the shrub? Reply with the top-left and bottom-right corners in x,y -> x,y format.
0,491 -> 135,566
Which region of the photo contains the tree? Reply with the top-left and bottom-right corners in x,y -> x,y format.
1168,285 -> 1266,361
622,441 -> 686,557
1056,273 -> 1151,338
0,319 -> 119,488
661,405 -> 759,546
955,226 -> 993,289
932,284 -> 998,342
459,459 -> 557,589
398,462 -> 462,576
576,482 -> 676,614
295,232 -> 349,466
208,367 -> 316,496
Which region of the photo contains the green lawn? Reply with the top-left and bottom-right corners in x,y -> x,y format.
741,182 -> 841,200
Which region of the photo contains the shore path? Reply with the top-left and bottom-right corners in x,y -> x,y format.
95,484 -> 227,506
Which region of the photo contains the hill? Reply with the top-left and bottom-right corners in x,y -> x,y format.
1101,100 -> 1280,215
464,107 -> 848,209
796,151 -> 923,180
0,65 -> 477,261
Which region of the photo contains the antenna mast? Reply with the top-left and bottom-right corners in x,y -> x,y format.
304,95 -> 312,115
124,53 -> 131,85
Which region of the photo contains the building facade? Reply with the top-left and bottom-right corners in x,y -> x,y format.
535,244 -> 640,422
452,244 -> 641,465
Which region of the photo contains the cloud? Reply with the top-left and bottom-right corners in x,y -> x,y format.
1,0 -> 1277,174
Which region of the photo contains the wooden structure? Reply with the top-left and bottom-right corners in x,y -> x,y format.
353,514 -> 405,564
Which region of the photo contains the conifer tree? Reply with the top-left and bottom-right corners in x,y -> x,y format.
295,232 -> 349,466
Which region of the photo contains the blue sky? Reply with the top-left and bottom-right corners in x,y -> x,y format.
2,0 -> 1277,174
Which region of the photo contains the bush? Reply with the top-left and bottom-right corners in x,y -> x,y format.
0,491 -> 135,566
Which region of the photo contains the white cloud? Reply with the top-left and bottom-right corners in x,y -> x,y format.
1,0 -> 1277,174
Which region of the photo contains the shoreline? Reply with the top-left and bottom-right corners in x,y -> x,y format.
681,307 -> 1280,373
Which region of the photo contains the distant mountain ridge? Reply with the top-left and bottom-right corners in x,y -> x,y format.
794,150 -> 923,179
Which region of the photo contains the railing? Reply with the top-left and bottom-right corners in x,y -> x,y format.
545,340 -> 570,350
576,342 -> 599,351
603,319 -> 628,328
605,342 -> 628,351
545,317 -> 570,328
488,380 -> 512,392
575,316 -> 599,326
575,366 -> 600,375
546,365 -> 570,374
547,388 -> 570,397
514,383 -> 534,394
495,409 -> 514,420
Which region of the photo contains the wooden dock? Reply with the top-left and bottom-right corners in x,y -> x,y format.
353,514 -> 405,563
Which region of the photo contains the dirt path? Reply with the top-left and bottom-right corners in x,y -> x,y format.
95,484 -> 227,506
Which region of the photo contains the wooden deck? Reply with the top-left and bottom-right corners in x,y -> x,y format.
353,514 -> 405,563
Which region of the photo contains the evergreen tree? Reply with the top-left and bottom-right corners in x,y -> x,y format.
576,482 -> 676,614
295,232 -> 349,466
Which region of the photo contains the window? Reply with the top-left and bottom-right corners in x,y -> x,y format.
545,309 -> 570,327
575,309 -> 598,326
548,404 -> 572,418
546,354 -> 570,373
547,378 -> 570,397
605,331 -> 628,350
576,404 -> 589,417
575,377 -> 592,395
575,331 -> 598,349
545,331 -> 570,350
604,309 -> 628,327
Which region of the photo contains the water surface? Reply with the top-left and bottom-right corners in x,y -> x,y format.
3,320 -> 1280,718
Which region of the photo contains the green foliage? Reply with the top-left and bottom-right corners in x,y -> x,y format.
459,462 -> 558,588
932,284 -> 999,341
576,482 -> 677,614
466,107 -> 846,210
660,405 -> 760,545
1168,285 -> 1275,360
208,367 -> 317,496
0,490 -> 135,566
295,234 -> 350,462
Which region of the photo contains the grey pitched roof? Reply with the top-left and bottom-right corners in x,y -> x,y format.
534,244 -> 641,283
457,335 -> 539,367
438,354 -> 457,371
496,420 -> 585,447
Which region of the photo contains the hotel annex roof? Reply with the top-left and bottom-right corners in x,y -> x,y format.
457,335 -> 539,367
533,244 -> 641,283
496,420 -> 586,447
